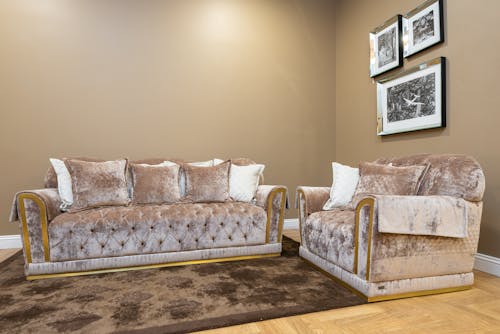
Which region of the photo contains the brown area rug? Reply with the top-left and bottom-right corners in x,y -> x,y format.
0,237 -> 365,333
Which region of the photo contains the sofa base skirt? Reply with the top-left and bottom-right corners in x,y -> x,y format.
299,246 -> 473,302
26,243 -> 282,279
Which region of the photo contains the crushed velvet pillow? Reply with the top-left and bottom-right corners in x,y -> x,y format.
130,163 -> 181,205
65,159 -> 130,212
348,162 -> 429,209
183,161 -> 231,203
45,156 -> 104,188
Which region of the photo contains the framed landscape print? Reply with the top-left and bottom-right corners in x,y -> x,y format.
403,0 -> 444,57
369,15 -> 403,77
376,57 -> 446,136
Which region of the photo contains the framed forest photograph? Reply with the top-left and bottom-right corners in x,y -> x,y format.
376,57 -> 446,136
369,15 -> 403,77
403,0 -> 444,57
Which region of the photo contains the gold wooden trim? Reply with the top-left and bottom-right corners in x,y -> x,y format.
27,253 -> 281,280
265,188 -> 287,243
276,189 -> 287,242
367,285 -> 472,303
354,197 -> 375,280
296,189 -> 306,238
18,193 -> 51,263
301,256 -> 472,303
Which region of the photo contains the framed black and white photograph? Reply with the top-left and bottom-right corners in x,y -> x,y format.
369,15 -> 403,77
376,57 -> 446,136
403,0 -> 444,57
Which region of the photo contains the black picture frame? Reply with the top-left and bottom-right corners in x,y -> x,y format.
403,0 -> 445,58
369,15 -> 403,78
376,57 -> 446,136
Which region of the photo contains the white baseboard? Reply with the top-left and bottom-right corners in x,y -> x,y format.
474,253 -> 500,277
1,228 -> 498,277
0,235 -> 22,249
283,218 -> 299,230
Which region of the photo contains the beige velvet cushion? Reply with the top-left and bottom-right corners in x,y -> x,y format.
65,159 -> 130,212
45,157 -> 104,188
348,162 -> 428,209
130,163 -> 181,205
183,161 -> 231,203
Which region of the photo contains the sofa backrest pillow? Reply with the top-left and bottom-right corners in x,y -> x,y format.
183,160 -> 231,203
323,162 -> 359,210
130,163 -> 181,205
64,159 -> 130,212
230,164 -> 265,202
45,156 -> 104,188
49,158 -> 74,211
373,153 -> 486,202
348,162 -> 429,209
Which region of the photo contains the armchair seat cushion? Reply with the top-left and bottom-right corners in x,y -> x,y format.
302,210 -> 355,272
48,202 -> 267,262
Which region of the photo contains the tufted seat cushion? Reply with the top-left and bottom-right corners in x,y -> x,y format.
48,202 -> 267,262
302,210 -> 355,273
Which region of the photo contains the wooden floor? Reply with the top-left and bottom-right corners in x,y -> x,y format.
1,230 -> 499,333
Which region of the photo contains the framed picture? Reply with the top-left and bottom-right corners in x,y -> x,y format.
403,0 -> 444,57
369,15 -> 403,77
376,57 -> 446,136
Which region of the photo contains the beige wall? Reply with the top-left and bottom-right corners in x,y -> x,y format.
0,0 -> 336,235
336,0 -> 500,257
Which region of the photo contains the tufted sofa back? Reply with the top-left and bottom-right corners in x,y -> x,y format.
374,154 -> 485,202
44,157 -> 259,189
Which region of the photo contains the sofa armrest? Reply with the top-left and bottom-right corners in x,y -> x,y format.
296,186 -> 330,233
10,189 -> 62,263
354,195 -> 482,283
255,185 -> 288,243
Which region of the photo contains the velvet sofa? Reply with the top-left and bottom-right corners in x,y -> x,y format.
9,158 -> 287,280
297,154 -> 485,302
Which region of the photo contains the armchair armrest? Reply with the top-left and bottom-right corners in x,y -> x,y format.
255,185 -> 288,243
354,195 -> 482,283
296,186 -> 330,234
10,188 -> 62,263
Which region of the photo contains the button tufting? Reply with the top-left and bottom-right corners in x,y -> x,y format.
159,240 -> 163,245
195,238 -> 198,242
101,244 -> 105,248
220,222 -> 224,226
228,235 -> 232,240
244,234 -> 247,239
236,221 -> 240,225
178,240 -> 181,243
90,229 -> 95,233
187,224 -> 190,229
121,241 -> 125,247
131,226 -> 135,231
150,226 -> 154,230
141,242 -> 145,246
169,225 -> 172,229
212,236 -> 215,241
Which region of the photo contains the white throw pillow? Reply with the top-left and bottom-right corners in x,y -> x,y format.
49,158 -> 73,211
323,162 -> 360,210
229,164 -> 265,202
213,158 -> 225,165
